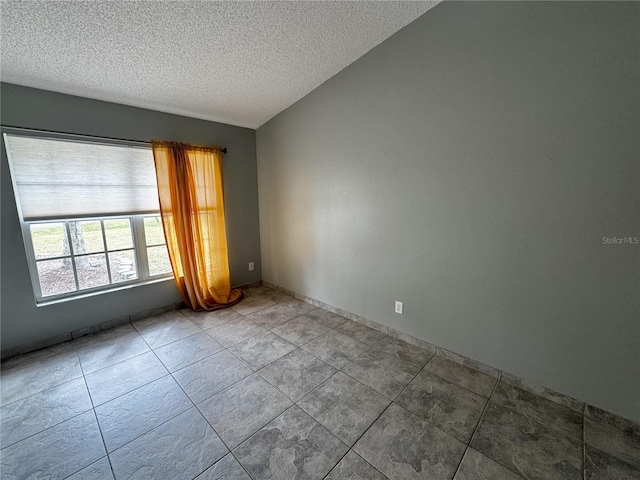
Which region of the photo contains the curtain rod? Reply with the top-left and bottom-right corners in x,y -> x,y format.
1,125 -> 228,154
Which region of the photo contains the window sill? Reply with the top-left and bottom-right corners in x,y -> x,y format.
36,276 -> 175,307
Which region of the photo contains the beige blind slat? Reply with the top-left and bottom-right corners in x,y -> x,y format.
5,134 -> 160,220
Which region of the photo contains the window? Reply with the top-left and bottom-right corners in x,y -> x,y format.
4,130 -> 173,302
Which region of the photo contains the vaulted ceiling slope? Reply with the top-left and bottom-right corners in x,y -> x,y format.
1,1 -> 440,129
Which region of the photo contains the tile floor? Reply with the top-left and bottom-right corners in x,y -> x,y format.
1,286 -> 639,479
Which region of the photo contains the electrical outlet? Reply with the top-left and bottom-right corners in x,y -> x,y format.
395,301 -> 404,315
248,262 -> 255,271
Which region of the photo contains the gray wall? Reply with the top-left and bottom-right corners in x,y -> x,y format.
1,83 -> 261,350
257,2 -> 640,421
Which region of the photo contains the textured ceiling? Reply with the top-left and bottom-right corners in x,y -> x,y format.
1,1 -> 439,129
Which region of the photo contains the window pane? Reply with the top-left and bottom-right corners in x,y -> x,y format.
69,221 -> 104,254
104,218 -> 133,250
109,250 -> 138,283
147,245 -> 172,276
30,223 -> 69,259
36,258 -> 76,297
76,254 -> 109,290
144,216 -> 165,245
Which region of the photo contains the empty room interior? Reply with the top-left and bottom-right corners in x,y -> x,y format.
0,1 -> 638,479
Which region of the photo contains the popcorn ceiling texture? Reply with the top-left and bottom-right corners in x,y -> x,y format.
0,1 -> 439,129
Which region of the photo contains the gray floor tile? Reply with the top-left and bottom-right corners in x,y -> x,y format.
228,331 -> 297,370
132,311 -> 201,349
585,411 -> 640,470
185,307 -> 245,330
74,324 -> 150,374
153,332 -> 223,372
336,321 -> 386,346
305,308 -> 349,329
354,403 -> 466,480
198,374 -> 292,448
247,301 -> 314,329
0,343 -> 83,407
1,377 -> 92,448
342,349 -> 420,400
491,381 -> 582,438
242,286 -> 270,297
85,351 -> 168,406
257,290 -> 295,304
205,316 -> 267,347
298,371 -> 390,446
172,350 -> 253,404
585,445 -> 640,480
500,372 -> 584,413
95,375 -> 192,452
0,410 -> 105,479
195,454 -> 251,480
453,448 -> 523,479
301,330 -> 369,369
257,348 -> 337,402
425,355 -> 496,398
109,407 -> 227,480
396,371 -> 487,443
67,456 -> 114,480
272,315 -> 330,346
326,451 -> 388,480
471,402 -> 582,480
234,405 -> 348,480
232,295 -> 276,315
373,336 -> 434,369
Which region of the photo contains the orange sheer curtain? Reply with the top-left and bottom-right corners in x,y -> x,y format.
151,141 -> 242,310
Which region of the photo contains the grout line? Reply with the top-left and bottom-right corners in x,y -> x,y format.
582,403 -> 587,480
450,446 -> 469,480
468,370 -> 500,447
76,349 -> 117,479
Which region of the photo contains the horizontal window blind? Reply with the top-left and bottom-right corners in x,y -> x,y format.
4,134 -> 160,220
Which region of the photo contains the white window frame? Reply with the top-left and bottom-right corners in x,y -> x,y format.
3,127 -> 174,304
22,214 -> 174,304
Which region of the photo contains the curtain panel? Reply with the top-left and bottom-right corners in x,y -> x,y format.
152,140 -> 242,310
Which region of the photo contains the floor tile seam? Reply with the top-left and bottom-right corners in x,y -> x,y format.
582,402 -> 587,480
99,400 -> 195,454
152,340 -> 229,373
189,317 -> 235,334
0,373 -> 88,412
60,455 -> 113,480
89,371 -> 179,411
195,385 -> 293,451
104,404 -> 206,461
229,403 -> 351,478
467,373 -> 533,479
425,353 -> 498,387
450,445 -> 470,480
202,322 -> 267,349
174,349 -> 256,405
335,365 -> 402,404
71,325 -> 145,352
292,365 -> 349,408
79,347 -> 155,376
487,391 -> 584,441
295,368 -> 392,420
192,402 -> 239,468
583,443 -> 640,471
0,401 -> 96,452
320,448 -> 391,480
77,323 -> 171,375
131,324 -> 205,351
416,365 -> 496,401
371,347 -> 426,404
469,371 -> 501,447
88,408 -> 113,476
